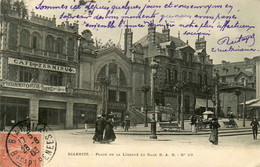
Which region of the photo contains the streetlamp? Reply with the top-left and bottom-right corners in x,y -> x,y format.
243,80 -> 247,127
150,58 -> 159,139
141,84 -> 150,127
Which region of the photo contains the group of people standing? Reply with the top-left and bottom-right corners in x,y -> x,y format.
92,114 -> 116,144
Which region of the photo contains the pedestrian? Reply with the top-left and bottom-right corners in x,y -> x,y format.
103,119 -> 116,144
250,117 -> 259,140
92,114 -> 106,143
124,113 -> 130,132
209,117 -> 221,145
191,115 -> 197,133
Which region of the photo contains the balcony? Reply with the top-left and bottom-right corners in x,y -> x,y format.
19,46 -> 68,61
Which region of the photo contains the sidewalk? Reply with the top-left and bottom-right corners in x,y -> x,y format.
71,119 -> 253,136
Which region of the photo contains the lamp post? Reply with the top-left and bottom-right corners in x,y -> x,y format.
150,58 -> 158,139
243,80 -> 247,127
234,89 -> 241,120
141,84 -> 150,127
211,95 -> 216,116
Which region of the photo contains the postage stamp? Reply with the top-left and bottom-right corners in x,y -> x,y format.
0,120 -> 57,167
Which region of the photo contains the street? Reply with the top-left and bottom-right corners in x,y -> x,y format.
44,130 -> 260,167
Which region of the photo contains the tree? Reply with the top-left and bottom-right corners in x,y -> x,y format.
97,76 -> 111,116
1,0 -> 11,15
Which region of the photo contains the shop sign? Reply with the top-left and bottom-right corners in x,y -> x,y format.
0,80 -> 66,93
8,57 -> 76,74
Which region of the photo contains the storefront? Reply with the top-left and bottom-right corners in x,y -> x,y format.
73,103 -> 97,128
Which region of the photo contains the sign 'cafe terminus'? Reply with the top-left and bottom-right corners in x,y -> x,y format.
8,57 -> 77,74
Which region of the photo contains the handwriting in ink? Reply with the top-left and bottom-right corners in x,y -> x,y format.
211,46 -> 257,52
217,33 -> 255,47
218,20 -> 255,31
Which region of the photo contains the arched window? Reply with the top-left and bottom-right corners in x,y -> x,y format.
56,37 -> 64,54
182,71 -> 187,82
97,65 -> 106,79
20,29 -> 30,47
119,68 -> 126,86
32,32 -> 41,49
67,38 -> 74,56
46,35 -> 55,52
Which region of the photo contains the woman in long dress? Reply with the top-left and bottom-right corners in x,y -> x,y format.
103,119 -> 116,144
209,117 -> 221,145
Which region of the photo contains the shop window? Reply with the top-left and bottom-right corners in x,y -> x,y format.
108,90 -> 116,102
20,29 -> 30,48
119,91 -> 126,102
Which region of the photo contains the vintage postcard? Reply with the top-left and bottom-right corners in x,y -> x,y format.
0,0 -> 259,166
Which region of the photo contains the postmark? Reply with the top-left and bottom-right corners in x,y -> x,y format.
0,119 -> 57,167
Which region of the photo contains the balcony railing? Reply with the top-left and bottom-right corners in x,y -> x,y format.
19,46 -> 68,61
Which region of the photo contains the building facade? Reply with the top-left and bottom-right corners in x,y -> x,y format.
213,58 -> 256,118
79,21 -> 214,122
0,8 -> 101,130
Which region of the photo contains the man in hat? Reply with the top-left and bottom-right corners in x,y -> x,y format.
250,117 -> 259,140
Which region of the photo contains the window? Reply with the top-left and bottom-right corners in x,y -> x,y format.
46,35 -> 55,52
173,69 -> 178,83
32,32 -> 41,49
67,38 -> 75,57
119,91 -> 126,102
119,68 -> 126,86
109,63 -> 117,86
108,90 -> 117,102
19,69 -> 32,82
222,77 -> 226,83
20,29 -> 30,48
56,38 -> 64,54
165,68 -> 171,84
183,71 -> 187,82
189,72 -> 193,83
198,74 -> 202,87
49,73 -> 62,86
183,52 -> 187,62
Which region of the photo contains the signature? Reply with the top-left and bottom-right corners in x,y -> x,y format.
217,33 -> 255,47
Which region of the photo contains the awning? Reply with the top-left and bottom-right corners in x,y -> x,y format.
203,111 -> 214,115
195,98 -> 214,109
239,99 -> 260,105
250,101 -> 260,107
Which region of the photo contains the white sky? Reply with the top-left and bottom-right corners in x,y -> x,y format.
24,0 -> 260,64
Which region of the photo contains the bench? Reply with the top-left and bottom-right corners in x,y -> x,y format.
159,122 -> 180,131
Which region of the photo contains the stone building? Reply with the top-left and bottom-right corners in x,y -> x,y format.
213,58 -> 256,118
79,21 -> 214,122
0,8 -> 100,130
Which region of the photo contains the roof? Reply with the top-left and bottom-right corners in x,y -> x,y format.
133,32 -> 186,47
240,99 -> 260,105
214,59 -> 254,77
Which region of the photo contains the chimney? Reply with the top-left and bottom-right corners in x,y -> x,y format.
162,21 -> 170,42
148,20 -> 156,45
195,35 -> 207,51
124,23 -> 133,59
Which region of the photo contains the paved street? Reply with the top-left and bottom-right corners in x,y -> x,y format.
44,129 -> 260,167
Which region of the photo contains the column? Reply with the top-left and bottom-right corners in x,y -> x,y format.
66,101 -> 74,129
29,98 -> 39,130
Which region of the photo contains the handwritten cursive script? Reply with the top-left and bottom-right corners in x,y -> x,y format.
217,33 -> 255,47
